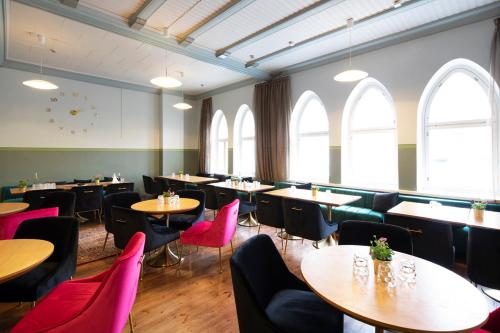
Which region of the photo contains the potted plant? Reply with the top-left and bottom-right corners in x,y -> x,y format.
18,179 -> 28,191
370,236 -> 394,275
94,174 -> 102,185
311,185 -> 318,196
179,169 -> 184,178
471,200 -> 487,220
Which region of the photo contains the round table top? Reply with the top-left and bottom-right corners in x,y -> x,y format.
0,202 -> 30,217
131,198 -> 200,215
301,245 -> 489,333
0,239 -> 54,283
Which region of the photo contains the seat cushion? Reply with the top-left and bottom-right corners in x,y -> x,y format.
11,281 -> 100,333
372,192 -> 399,213
240,201 -> 256,215
265,289 -> 342,333
169,214 -> 197,230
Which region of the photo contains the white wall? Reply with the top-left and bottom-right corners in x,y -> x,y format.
0,67 -> 161,149
198,19 -> 495,147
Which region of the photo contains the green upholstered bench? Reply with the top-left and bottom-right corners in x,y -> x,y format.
1,185 -> 24,203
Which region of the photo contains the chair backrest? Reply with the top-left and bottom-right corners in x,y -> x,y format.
338,220 -> 413,255
0,207 -> 59,239
23,189 -> 63,210
74,179 -> 92,184
14,217 -> 79,268
196,184 -> 218,210
41,191 -> 76,216
168,180 -> 185,192
154,177 -> 169,192
467,226 -> 500,289
142,175 -> 161,196
103,192 -> 141,233
105,183 -> 135,195
385,215 -> 454,269
230,234 -> 294,333
1,185 -> 24,201
102,176 -> 114,182
214,187 -> 239,210
111,207 -> 153,251
210,199 -> 240,247
282,199 -> 332,241
177,189 -> 206,217
214,174 -> 230,181
71,185 -> 103,213
255,193 -> 284,229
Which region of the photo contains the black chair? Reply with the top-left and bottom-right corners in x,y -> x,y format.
154,177 -> 170,193
196,172 -> 213,177
105,182 -> 135,194
197,183 -> 219,218
0,217 -> 79,303
385,215 -> 454,269
142,175 -> 162,197
40,191 -> 76,217
111,207 -> 179,266
214,187 -> 256,217
167,179 -> 185,193
467,226 -> 500,301
255,193 -> 285,247
169,190 -> 206,231
71,185 -> 103,223
74,179 -> 92,184
23,189 -> 63,211
338,220 -> 413,255
102,191 -> 142,250
296,182 -> 312,190
102,176 -> 113,182
214,174 -> 230,181
230,234 -> 344,333
282,199 -> 338,252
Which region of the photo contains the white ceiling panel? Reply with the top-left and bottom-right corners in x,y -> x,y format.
7,1 -> 250,94
80,0 -> 146,19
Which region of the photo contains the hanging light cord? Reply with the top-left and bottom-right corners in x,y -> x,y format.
348,24 -> 352,67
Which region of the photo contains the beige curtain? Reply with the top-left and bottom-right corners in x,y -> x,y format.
254,77 -> 292,181
198,97 -> 213,174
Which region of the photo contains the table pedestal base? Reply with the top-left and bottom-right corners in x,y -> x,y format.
277,230 -> 302,240
146,243 -> 182,268
375,327 -> 384,333
238,212 -> 259,227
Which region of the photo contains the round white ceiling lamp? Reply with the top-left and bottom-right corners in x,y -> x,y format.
334,18 -> 368,83
173,72 -> 192,110
23,34 -> 59,90
151,49 -> 182,89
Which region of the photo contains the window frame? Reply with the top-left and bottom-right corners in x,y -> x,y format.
233,104 -> 256,177
341,77 -> 399,190
417,58 -> 500,198
290,91 -> 330,183
210,109 -> 229,174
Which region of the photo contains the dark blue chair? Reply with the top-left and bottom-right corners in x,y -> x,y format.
23,189 -> 63,211
169,189 -> 206,231
214,187 -> 256,217
40,191 -> 76,217
230,234 -> 344,333
197,183 -> 218,218
142,175 -> 162,197
338,220 -> 413,255
282,199 -> 338,252
104,182 -> 134,195
102,191 -> 141,250
71,185 -> 103,223
255,192 -> 285,247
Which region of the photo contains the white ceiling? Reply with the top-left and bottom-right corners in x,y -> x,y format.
5,0 -> 499,95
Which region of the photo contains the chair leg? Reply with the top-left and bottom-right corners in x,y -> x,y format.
164,245 -> 168,266
230,240 -> 234,254
257,224 -> 261,235
31,301 -> 36,308
284,237 -> 288,254
102,232 -> 109,252
98,210 -> 102,224
301,238 -> 304,245
218,247 -> 222,273
280,228 -> 284,249
128,313 -> 134,333
176,245 -> 184,274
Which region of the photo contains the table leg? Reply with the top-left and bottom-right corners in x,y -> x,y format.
238,192 -> 259,227
147,214 -> 182,267
375,326 -> 384,333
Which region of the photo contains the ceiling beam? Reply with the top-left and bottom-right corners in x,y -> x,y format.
129,0 -> 168,30
59,0 -> 78,8
216,0 -> 345,57
177,0 -> 255,46
12,0 -> 271,80
246,0 -> 432,67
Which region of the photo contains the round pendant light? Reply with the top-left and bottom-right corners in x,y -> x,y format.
334,18 -> 368,83
173,102 -> 192,110
22,79 -> 58,90
150,76 -> 182,88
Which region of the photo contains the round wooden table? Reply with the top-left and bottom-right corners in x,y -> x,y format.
301,245 -> 489,333
131,198 -> 200,267
0,239 -> 54,283
0,202 -> 29,217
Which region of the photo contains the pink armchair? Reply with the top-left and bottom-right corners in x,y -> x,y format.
11,232 -> 146,333
178,199 -> 239,273
473,307 -> 500,333
0,207 -> 59,240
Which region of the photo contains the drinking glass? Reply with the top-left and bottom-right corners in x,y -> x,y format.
352,254 -> 369,276
326,190 -> 331,194
377,261 -> 396,288
291,185 -> 296,191
399,259 -> 416,282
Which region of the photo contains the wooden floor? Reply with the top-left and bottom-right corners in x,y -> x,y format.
1,214 -> 498,333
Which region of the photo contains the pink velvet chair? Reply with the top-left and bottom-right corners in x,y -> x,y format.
473,307 -> 500,333
0,207 -> 59,240
11,232 -> 146,333
178,199 -> 239,273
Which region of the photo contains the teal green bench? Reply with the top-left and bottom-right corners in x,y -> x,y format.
1,186 -> 24,203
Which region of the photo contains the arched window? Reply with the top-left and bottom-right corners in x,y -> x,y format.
290,91 -> 329,183
233,105 -> 255,176
418,58 -> 499,197
210,110 -> 228,174
342,78 -> 398,189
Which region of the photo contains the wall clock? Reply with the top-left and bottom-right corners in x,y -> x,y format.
45,90 -> 99,135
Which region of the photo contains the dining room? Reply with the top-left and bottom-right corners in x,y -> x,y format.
1,0 -> 500,332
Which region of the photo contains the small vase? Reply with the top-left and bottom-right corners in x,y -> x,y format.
473,208 -> 484,221
373,258 -> 391,276
311,188 -> 318,196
